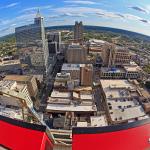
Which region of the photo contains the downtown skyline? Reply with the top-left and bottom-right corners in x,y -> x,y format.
1,0 -> 150,37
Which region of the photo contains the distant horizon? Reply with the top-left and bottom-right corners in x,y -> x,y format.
1,24 -> 150,39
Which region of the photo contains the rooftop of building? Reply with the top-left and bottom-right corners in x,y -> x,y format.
0,95 -> 23,120
55,73 -> 71,81
62,64 -> 81,71
0,105 -> 23,120
68,43 -> 83,49
115,46 -> 129,52
0,59 -> 20,66
123,65 -> 142,72
0,80 -> 27,93
89,39 -> 107,44
51,90 -> 71,99
109,106 -> 145,122
101,67 -> 126,73
46,103 -> 97,112
90,115 -> 108,127
100,80 -> 136,99
73,91 -> 93,101
47,97 -> 71,105
0,95 -> 22,107
46,31 -> 61,35
74,86 -> 93,92
100,79 -> 147,123
123,61 -> 142,72
62,64 -> 93,71
4,75 -> 33,82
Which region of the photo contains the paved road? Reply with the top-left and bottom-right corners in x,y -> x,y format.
39,58 -> 64,112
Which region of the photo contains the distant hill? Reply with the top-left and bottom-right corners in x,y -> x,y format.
46,25 -> 150,42
0,34 -> 15,42
1,25 -> 150,42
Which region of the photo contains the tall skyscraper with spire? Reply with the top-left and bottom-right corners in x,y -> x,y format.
15,10 -> 49,73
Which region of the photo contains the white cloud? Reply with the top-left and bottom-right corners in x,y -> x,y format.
96,10 -> 150,25
62,12 -> 87,17
64,0 -> 97,5
129,6 -> 149,14
96,12 -> 124,19
20,5 -> 52,13
48,12 -> 87,20
54,6 -> 103,14
123,14 -> 141,20
0,2 -> 19,9
0,13 -> 35,28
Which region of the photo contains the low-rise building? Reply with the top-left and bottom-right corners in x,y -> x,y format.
100,79 -> 146,124
123,61 -> 142,79
61,64 -> 81,80
100,62 -> 143,79
100,67 -> 126,79
0,59 -> 22,74
3,75 -> 38,99
0,80 -> 33,107
0,95 -> 23,120
61,64 -> 93,86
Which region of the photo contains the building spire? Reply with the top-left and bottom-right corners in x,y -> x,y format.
36,8 -> 42,18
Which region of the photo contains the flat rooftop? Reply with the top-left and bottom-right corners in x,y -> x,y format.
47,97 -> 71,105
62,64 -> 93,71
51,90 -> 71,99
4,75 -> 33,82
46,104 -> 97,112
109,106 -> 145,122
0,95 -> 22,107
0,59 -> 20,66
68,44 -> 82,49
74,86 -> 92,92
123,65 -> 142,72
55,73 -> 71,81
90,116 -> 108,127
73,92 -> 93,100
0,80 -> 15,90
62,64 -> 83,71
107,98 -> 139,110
100,80 -> 136,99
101,67 -> 125,73
0,106 -> 23,120
115,46 -> 129,52
100,79 -> 146,122
89,39 -> 106,44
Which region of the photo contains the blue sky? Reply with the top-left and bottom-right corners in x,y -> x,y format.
1,0 -> 150,37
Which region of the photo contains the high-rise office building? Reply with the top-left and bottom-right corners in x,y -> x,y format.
15,10 -> 49,71
74,21 -> 83,41
47,31 -> 61,54
66,44 -> 87,63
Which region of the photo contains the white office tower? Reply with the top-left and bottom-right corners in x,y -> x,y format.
15,10 -> 49,73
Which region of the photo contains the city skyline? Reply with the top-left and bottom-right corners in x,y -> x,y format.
1,0 -> 150,37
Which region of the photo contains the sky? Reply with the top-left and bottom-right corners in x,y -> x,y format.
1,0 -> 150,37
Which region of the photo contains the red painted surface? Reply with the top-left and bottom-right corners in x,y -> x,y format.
0,119 -> 53,150
73,123 -> 150,150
